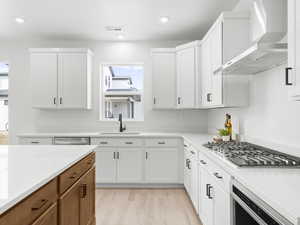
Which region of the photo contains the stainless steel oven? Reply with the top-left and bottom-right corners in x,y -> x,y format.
231,179 -> 293,225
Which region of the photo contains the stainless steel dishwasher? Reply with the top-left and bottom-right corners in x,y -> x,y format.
53,137 -> 90,145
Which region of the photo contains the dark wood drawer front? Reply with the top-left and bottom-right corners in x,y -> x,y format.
0,178 -> 57,225
31,203 -> 57,225
59,153 -> 95,194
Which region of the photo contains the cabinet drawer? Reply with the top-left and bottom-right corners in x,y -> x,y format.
145,138 -> 178,147
91,138 -> 117,147
59,152 -> 95,194
19,137 -> 53,145
0,179 -> 57,225
31,203 -> 57,225
118,138 -> 143,147
210,164 -> 231,192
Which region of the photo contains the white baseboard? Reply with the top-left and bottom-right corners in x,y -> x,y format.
96,183 -> 184,188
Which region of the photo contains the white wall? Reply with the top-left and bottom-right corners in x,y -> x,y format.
208,64 -> 300,149
0,40 -> 208,144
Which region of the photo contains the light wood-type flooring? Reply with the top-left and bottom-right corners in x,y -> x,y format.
96,188 -> 203,225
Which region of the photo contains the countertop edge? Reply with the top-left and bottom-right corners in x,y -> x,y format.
0,147 -> 96,215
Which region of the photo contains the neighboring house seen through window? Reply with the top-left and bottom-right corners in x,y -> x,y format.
101,64 -> 144,121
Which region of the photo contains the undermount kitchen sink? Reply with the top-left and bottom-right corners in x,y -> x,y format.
99,132 -> 141,136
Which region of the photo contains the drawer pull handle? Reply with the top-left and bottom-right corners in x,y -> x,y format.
125,142 -> 133,144
31,141 -> 40,144
69,172 -> 78,179
32,199 -> 48,211
214,172 -> 223,179
200,160 -> 207,165
80,184 -> 87,198
100,141 -> 108,144
158,141 -> 165,145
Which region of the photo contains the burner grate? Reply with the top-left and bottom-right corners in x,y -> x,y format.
203,142 -> 300,167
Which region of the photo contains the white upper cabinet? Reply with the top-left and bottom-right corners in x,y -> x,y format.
31,53 -> 58,109
288,0 -> 300,101
201,13 -> 250,108
151,49 -> 176,109
30,48 -> 93,109
176,41 -> 201,109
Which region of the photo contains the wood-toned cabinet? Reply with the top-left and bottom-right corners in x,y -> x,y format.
0,153 -> 96,225
59,167 -> 95,225
151,49 -> 176,109
30,48 -> 93,109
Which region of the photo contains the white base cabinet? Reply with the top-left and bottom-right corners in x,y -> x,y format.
95,148 -> 116,183
93,137 -> 182,184
145,148 -> 179,183
95,148 -> 143,183
117,148 -> 143,183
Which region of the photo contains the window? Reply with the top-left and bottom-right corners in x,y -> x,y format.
100,64 -> 144,121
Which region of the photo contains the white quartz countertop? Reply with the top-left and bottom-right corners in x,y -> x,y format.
16,131 -> 300,224
183,133 -> 300,225
0,145 -> 96,215
17,132 -> 187,138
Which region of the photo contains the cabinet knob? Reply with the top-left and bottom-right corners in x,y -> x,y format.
200,160 -> 207,165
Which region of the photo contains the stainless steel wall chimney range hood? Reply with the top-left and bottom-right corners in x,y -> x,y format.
222,0 -> 287,75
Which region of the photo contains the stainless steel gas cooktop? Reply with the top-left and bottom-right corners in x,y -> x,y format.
203,142 -> 300,167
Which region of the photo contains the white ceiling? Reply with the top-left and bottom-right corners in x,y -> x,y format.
0,0 -> 239,41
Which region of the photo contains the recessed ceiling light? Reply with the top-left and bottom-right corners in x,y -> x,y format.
117,34 -> 124,40
160,16 -> 169,24
15,17 -> 25,24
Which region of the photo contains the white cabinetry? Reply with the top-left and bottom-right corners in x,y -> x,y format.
288,0 -> 300,100
145,148 -> 179,183
183,143 -> 198,212
19,137 -> 53,145
117,148 -> 143,183
198,151 -> 231,225
30,48 -> 92,109
151,49 -> 176,109
95,148 -> 116,183
92,137 -> 182,185
176,41 -> 201,108
201,13 -> 250,108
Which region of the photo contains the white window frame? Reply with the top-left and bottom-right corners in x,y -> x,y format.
99,62 -> 145,122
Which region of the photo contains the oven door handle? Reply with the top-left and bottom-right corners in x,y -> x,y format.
231,193 -> 269,225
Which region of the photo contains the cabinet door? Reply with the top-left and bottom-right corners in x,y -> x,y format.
211,22 -> 223,73
201,38 -> 212,106
288,0 -> 300,100
213,183 -> 230,225
59,180 -> 80,225
95,148 -> 117,183
32,204 -> 57,225
176,47 -> 196,108
31,53 -> 58,108
58,53 -> 89,109
80,168 -> 96,225
145,148 -> 179,183
152,51 -> 176,109
199,167 -> 213,225
183,151 -> 191,191
211,71 -> 223,106
190,157 -> 198,213
117,148 -> 143,183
